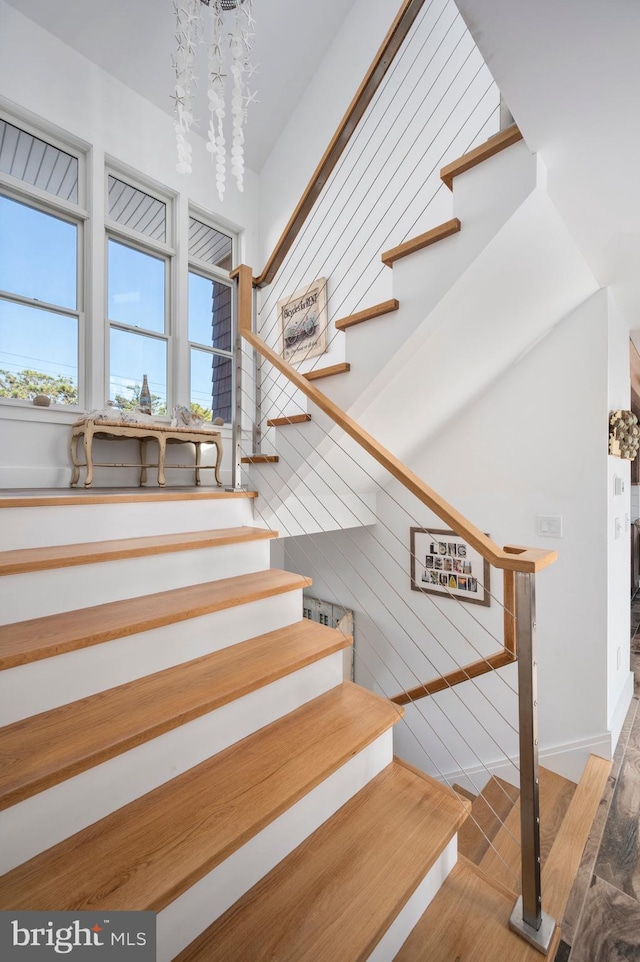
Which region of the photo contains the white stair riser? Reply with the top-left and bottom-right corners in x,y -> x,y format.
0,589 -> 306,724
157,730 -> 394,962
0,540 -> 273,623
0,652 -> 346,873
0,498 -> 257,551
367,838 -> 457,962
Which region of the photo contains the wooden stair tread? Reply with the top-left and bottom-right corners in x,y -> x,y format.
0,526 -> 275,577
303,362 -> 350,381
0,568 -> 312,670
395,857 -> 561,962
0,620 -> 352,811
458,775 -> 519,864
240,455 -> 280,463
176,759 -> 469,962
0,489 -> 258,508
440,124 -> 523,190
266,414 -> 311,426
381,219 -> 461,266
334,298 -> 399,331
0,683 -> 402,912
478,767 -> 577,894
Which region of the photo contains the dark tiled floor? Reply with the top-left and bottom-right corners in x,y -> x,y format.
554,599 -> 640,962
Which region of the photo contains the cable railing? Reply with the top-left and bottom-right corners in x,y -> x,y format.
229,0 -> 557,952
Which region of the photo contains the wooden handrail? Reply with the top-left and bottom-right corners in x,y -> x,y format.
254,0 -> 428,288
233,264 -> 556,575
392,649 -> 516,706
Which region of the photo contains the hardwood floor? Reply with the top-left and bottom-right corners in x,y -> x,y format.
554,619 -> 640,962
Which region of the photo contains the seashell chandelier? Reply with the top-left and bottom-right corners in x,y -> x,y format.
172,0 -> 257,200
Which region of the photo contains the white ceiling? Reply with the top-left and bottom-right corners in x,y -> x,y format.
2,0 -> 352,174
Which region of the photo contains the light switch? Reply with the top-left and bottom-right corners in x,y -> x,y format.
536,515 -> 562,538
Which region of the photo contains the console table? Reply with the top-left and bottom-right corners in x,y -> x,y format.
70,418 -> 223,487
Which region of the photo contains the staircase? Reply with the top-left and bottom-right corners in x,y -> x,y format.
0,488 -> 471,960
251,125 -> 599,536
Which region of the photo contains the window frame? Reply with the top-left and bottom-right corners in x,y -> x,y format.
187,211 -> 236,424
0,111 -> 87,412
105,168 -> 176,416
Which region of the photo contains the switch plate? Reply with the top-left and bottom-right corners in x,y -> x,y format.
536,515 -> 562,538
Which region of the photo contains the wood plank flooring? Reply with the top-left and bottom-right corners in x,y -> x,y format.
553,643 -> 640,961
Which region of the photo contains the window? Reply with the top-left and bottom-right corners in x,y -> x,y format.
0,118 -> 83,406
106,174 -> 171,414
188,216 -> 234,423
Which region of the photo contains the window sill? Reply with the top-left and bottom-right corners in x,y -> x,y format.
0,399 -> 82,425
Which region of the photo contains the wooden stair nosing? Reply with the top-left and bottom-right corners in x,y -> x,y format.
175,760 -> 468,962
381,219 -> 461,266
303,362 -> 350,381
0,526 -> 276,577
240,455 -> 280,464
0,490 -> 259,509
266,414 -> 312,427
0,620 -> 353,812
440,124 -> 523,190
334,298 -> 400,331
0,683 -> 403,912
0,568 -> 313,670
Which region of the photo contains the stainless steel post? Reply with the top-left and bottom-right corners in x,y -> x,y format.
509,571 -> 556,953
252,286 -> 262,456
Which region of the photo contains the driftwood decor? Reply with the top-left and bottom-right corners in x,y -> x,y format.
609,409 -> 640,460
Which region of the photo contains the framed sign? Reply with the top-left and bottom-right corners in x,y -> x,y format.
410,527 -> 490,607
278,277 -> 328,365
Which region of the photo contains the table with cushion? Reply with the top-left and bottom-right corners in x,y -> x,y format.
70,418 -> 223,487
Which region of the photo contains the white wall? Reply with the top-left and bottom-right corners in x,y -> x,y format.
0,1 -> 259,486
284,290 -> 628,784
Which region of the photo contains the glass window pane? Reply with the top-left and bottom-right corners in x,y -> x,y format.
0,300 -> 78,404
0,195 -> 77,309
188,272 -> 232,351
191,347 -> 232,423
108,239 -> 165,333
110,328 -> 167,413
